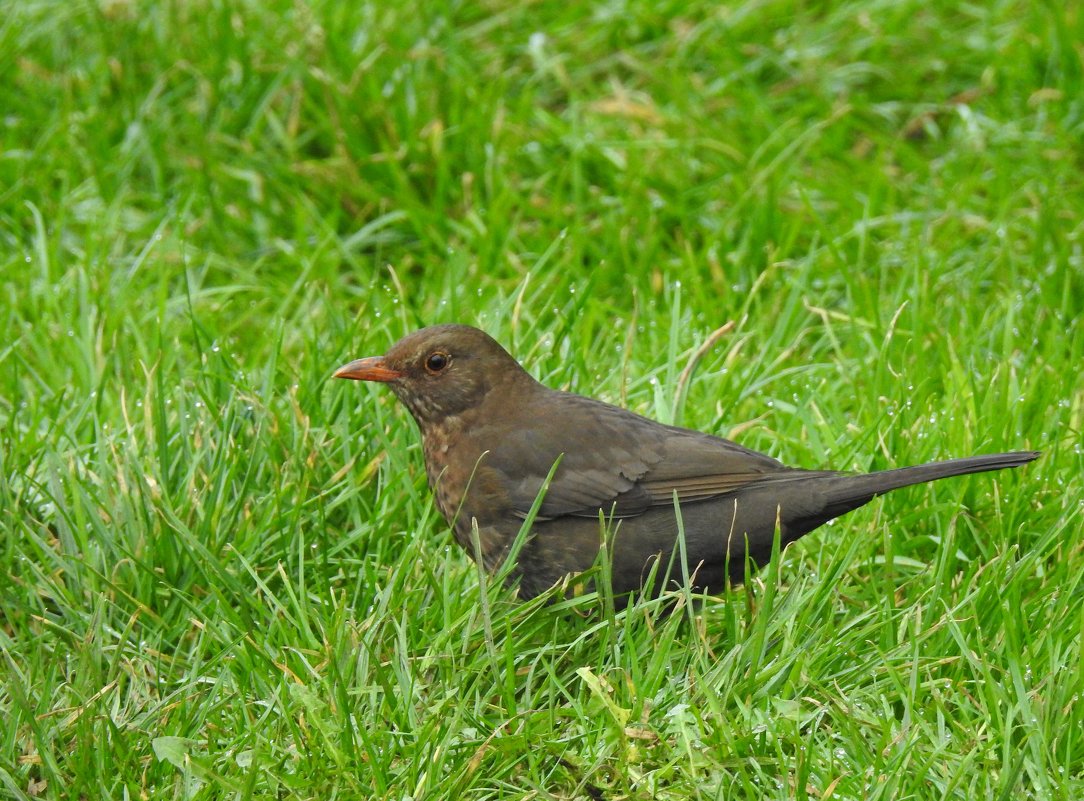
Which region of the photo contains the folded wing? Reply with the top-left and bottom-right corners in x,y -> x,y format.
481,391 -> 801,519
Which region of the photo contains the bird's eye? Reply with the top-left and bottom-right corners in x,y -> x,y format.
425,352 -> 450,374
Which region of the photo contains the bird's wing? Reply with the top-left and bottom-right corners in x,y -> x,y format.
482,392 -> 793,520
636,433 -> 792,504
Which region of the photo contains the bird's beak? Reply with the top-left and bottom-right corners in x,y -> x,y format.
334,357 -> 402,382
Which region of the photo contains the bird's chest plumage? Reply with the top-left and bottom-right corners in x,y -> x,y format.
420,416 -> 518,567
420,419 -> 497,517
421,421 -> 463,521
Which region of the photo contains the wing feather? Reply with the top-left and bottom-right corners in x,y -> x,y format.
482,390 -> 798,520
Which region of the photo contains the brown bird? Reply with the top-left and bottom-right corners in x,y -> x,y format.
335,324 -> 1039,601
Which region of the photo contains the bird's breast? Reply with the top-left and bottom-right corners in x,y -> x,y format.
421,428 -> 457,519
421,416 -> 495,520
420,425 -> 520,568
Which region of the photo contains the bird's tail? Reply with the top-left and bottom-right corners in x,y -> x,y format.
820,451 -> 1041,519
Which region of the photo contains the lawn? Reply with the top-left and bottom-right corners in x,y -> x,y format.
1,1 -> 1082,799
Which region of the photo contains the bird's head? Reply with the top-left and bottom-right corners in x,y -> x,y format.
335,324 -> 535,424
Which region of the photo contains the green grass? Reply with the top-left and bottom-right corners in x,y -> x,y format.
2,0 -> 1082,798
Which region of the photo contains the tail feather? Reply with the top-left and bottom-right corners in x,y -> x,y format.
821,450 -> 1040,519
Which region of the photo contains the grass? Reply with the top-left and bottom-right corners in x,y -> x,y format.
1,0 -> 1082,798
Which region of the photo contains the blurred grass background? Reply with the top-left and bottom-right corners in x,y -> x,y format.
1,1 -> 1081,799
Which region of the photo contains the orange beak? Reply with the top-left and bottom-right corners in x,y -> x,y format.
334,357 -> 402,382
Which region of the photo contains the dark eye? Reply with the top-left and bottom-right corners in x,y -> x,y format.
425,352 -> 450,373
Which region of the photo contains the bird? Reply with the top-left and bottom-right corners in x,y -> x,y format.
335,324 -> 1040,601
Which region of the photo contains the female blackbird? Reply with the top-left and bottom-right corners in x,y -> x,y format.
336,324 -> 1039,600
